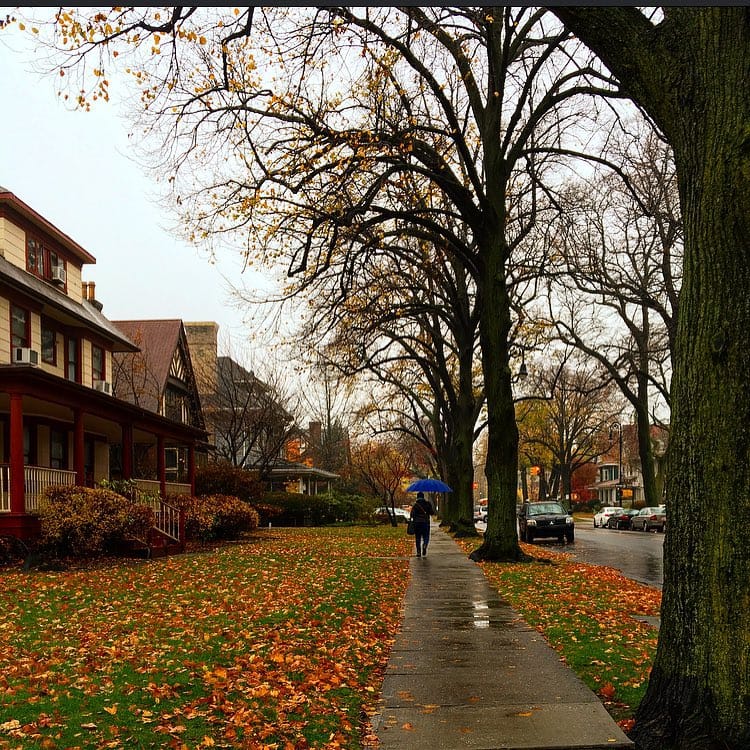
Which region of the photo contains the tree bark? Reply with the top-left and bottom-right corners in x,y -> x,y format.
471,235 -> 523,561
554,8 -> 750,748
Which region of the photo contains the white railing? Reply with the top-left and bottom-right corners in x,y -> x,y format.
0,468 -> 184,545
154,500 -> 181,542
0,465 -> 9,513
23,466 -> 77,513
132,481 -> 184,543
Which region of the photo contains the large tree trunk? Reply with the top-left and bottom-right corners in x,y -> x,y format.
554,9 -> 750,749
470,238 -> 523,561
633,23 -> 750,746
443,421 -> 478,538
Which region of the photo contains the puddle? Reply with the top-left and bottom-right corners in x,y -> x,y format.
473,600 -> 490,628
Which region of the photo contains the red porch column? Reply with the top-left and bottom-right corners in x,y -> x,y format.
121,423 -> 133,480
9,392 -> 25,514
187,444 -> 195,496
157,434 -> 166,498
74,408 -> 85,485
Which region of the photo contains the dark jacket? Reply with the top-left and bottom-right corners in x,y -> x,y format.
410,497 -> 434,524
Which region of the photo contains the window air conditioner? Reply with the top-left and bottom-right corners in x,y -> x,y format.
13,347 -> 39,365
94,380 -> 112,395
51,265 -> 67,285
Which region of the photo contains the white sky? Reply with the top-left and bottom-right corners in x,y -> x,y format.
0,24 -> 275,355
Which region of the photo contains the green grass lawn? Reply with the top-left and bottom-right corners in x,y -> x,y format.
0,527 -> 412,749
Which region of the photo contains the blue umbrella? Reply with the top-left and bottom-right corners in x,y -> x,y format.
407,478 -> 453,493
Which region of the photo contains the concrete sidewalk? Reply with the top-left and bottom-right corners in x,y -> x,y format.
372,525 -> 634,749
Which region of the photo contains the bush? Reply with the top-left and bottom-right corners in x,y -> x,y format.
38,486 -> 154,557
258,491 -> 375,526
173,494 -> 259,541
195,462 -> 264,502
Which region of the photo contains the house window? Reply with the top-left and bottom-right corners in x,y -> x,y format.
26,237 -> 45,276
41,320 -> 57,365
23,424 -> 37,465
26,235 -> 64,282
66,336 -> 79,382
50,429 -> 67,470
92,344 -> 104,382
11,305 -> 30,348
165,386 -> 185,423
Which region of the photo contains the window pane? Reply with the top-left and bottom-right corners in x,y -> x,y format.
11,305 -> 28,347
92,345 -> 104,380
50,429 -> 67,469
67,338 -> 78,381
26,238 -> 44,275
41,323 -> 56,364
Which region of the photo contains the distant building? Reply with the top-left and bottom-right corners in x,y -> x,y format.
589,423 -> 668,507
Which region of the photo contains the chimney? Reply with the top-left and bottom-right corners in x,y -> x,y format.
184,322 -> 219,394
83,281 -> 103,311
309,421 -> 322,448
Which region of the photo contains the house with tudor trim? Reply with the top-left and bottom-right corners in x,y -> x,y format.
0,187 -> 207,545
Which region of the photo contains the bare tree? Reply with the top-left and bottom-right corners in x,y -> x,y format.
111,327 -> 162,410
549,122 -> 681,509
517,355 -> 622,510
198,351 -> 299,482
18,6 -> 624,561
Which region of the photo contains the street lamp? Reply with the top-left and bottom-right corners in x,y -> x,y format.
517,350 -> 528,380
609,421 -> 623,504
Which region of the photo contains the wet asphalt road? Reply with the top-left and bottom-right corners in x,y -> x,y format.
477,519 -> 665,589
552,522 -> 664,589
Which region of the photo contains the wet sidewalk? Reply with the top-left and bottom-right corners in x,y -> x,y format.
372,525 -> 634,749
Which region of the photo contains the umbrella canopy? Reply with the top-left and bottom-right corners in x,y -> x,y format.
406,478 -> 453,493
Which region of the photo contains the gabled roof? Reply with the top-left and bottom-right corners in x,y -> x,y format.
113,319 -> 184,390
111,319 -> 205,433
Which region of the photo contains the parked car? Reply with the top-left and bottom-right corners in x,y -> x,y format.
517,501 -> 574,544
593,506 -> 624,528
374,507 -> 410,524
605,508 -> 640,530
474,507 -> 488,523
631,506 -> 666,532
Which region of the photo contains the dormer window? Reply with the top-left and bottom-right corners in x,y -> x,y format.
26,235 -> 66,286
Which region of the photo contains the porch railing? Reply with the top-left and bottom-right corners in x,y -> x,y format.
1,468 -> 186,547
137,490 -> 184,542
0,465 -> 78,514
132,481 -> 186,544
0,465 -> 9,513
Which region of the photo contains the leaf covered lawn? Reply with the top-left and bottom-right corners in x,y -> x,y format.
0,527 -> 412,749
458,538 -> 661,730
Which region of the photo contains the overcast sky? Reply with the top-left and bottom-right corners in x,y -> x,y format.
0,23 -> 275,354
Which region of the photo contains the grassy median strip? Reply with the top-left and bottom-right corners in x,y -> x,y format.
458,538 -> 660,730
0,527 -> 412,750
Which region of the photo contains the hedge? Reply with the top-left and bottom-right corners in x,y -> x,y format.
257,491 -> 376,526
172,493 -> 259,541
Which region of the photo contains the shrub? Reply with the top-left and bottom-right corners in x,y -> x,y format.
195,462 -> 264,502
173,493 -> 259,541
258,491 -> 374,526
38,486 -> 154,557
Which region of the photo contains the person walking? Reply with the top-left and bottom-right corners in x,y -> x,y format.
410,491 -> 435,557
